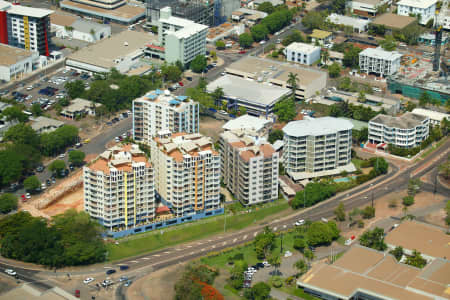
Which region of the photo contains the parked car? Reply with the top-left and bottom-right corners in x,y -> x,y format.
74,290 -> 80,298
119,265 -> 129,271
36,165 -> 44,172
124,280 -> 132,287
119,276 -> 128,282
83,277 -> 94,284
59,153 -> 65,158
295,219 -> 305,226
239,50 -> 246,54
5,269 -> 16,276
106,269 -> 116,275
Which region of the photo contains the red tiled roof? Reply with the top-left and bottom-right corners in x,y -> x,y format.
156,206 -> 170,214
146,44 -> 165,51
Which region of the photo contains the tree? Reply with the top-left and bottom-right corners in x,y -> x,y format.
251,24 -> 269,42
174,274 -> 203,300
407,178 -> 421,196
0,194 -> 18,214
358,91 -> 366,103
274,97 -> 296,122
380,35 -> 396,51
287,72 -> 299,95
361,206 -> 375,219
359,227 -> 387,251
31,103 -> 43,116
161,63 -> 182,82
352,127 -> 369,144
334,202 -> 346,221
445,201 -> 450,226
69,150 -> 86,166
254,226 -> 275,259
301,11 -> 327,30
257,1 -> 275,14
90,28 -> 96,41
268,129 -> 283,144
402,195 -> 415,206
389,246 -> 404,261
211,87 -> 224,107
215,40 -> 225,49
343,45 -> 362,68
230,260 -> 248,289
321,49 -> 330,64
49,160 -> 66,175
268,253 -> 281,275
332,0 -> 347,13
328,63 -> 341,78
1,106 -> 28,123
293,238 -> 307,251
24,175 -> 40,192
306,222 -> 339,246
65,80 -> 85,99
190,55 -> 207,73
151,25 -> 158,33
239,33 -> 254,48
405,250 -> 427,268
4,123 -> 40,148
244,282 -> 271,300
294,259 -> 308,275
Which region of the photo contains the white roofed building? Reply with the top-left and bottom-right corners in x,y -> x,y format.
359,47 -> 402,76
285,42 -> 321,66
397,0 -> 437,25
222,114 -> 272,138
327,13 -> 371,33
411,108 -> 449,126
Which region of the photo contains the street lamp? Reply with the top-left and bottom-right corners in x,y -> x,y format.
370,183 -> 374,207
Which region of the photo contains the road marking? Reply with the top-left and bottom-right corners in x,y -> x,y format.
197,242 -> 203,245
253,232 -> 258,237
233,238 -> 237,242
186,245 -> 192,248
283,225 -> 287,229
208,240 -> 213,242
164,251 -> 170,254
222,241 -> 227,246
153,254 -> 161,257
175,248 -> 183,251
201,248 -> 205,251
141,257 -> 150,260
103,266 -> 113,269
273,227 -> 277,231
130,260 -> 139,263
116,264 -> 128,266
212,245 -> 216,249
243,235 -> 248,239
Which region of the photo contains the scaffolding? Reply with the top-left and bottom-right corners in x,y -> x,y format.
146,0 -> 215,26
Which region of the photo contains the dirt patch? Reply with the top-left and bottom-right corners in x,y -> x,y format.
199,116 -> 225,141
41,187 -> 84,217
424,209 -> 447,228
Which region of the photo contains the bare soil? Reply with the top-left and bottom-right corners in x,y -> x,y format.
199,116 -> 225,141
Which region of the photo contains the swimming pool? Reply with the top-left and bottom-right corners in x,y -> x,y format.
334,176 -> 357,183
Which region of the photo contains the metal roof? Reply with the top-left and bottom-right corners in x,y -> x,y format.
283,117 -> 353,137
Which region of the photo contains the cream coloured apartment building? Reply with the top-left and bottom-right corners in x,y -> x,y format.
83,144 -> 155,232
220,130 -> 278,206
132,89 -> 199,144
150,132 -> 221,218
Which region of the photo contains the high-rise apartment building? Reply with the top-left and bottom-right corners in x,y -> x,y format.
220,130 -> 278,206
150,132 -> 221,218
282,117 -> 354,181
0,1 -> 53,56
132,89 -> 199,144
83,144 -> 155,232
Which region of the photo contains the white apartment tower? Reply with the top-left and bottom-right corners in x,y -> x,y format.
368,113 -> 430,148
220,130 -> 279,206
282,117 -> 354,181
132,89 -> 199,144
150,132 -> 221,218
397,0 -> 437,25
83,144 -> 155,231
285,42 -> 321,66
359,47 -> 402,76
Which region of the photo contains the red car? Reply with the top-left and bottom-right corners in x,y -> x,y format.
74,290 -> 80,298
178,81 -> 184,87
239,50 -> 246,54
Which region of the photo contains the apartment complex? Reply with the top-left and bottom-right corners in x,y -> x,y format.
222,114 -> 272,139
150,132 -> 222,218
411,108 -> 449,126
0,1 -> 53,56
359,47 -> 402,76
282,117 -> 354,181
397,0 -> 437,25
220,130 -> 278,206
285,42 -> 321,66
133,89 -> 199,144
83,144 -> 155,232
145,7 -> 208,65
368,112 -> 430,148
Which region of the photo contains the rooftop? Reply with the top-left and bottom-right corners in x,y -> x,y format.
397,0 -> 437,8
50,13 -> 78,27
62,98 -> 101,114
169,22 -> 208,39
327,13 -> 371,28
70,18 -> 110,34
298,244 -> 450,300
339,117 -> 368,131
225,56 -> 327,88
353,0 -> 384,5
234,8 -> 268,19
372,13 -> 416,29
370,112 -> 428,129
6,4 -> 53,18
206,75 -> 291,107
222,114 -> 272,133
310,29 -> 332,39
286,42 -> 320,54
411,108 -> 449,122
60,0 -> 145,21
385,221 -> 450,259
221,130 -> 276,162
30,116 -> 64,133
134,90 -> 196,111
359,47 -> 403,61
89,144 -> 150,174
283,117 -> 353,137
67,30 -> 155,69
0,44 -> 35,66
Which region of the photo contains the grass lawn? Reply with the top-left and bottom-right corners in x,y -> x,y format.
420,137 -> 447,159
107,200 -> 290,261
351,158 -> 365,169
277,286 -> 321,300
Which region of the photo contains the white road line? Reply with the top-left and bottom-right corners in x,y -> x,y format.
197,242 -> 203,245
201,248 -> 205,251
153,254 -> 161,257
175,248 -> 183,251
283,225 -> 287,229
233,238 -> 237,242
253,232 -> 258,237
208,240 -> 213,242
222,241 -> 227,246
116,264 -> 127,266
212,245 -> 216,249
164,251 -> 170,254
273,227 -> 277,231
103,267 -> 112,269
243,235 -> 248,239
130,260 -> 139,263
142,257 -> 150,260
190,252 -> 195,255
186,245 -> 192,248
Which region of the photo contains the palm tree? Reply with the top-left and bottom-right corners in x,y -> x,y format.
321,49 -> 330,65
287,72 -> 299,98
211,87 -> 224,107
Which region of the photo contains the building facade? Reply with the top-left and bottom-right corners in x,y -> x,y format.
368,112 -> 430,148
0,43 -> 40,82
220,130 -> 278,206
350,0 -> 392,17
150,132 -> 221,218
359,47 -> 402,76
0,1 -> 53,56
285,42 -> 321,66
132,89 -> 199,144
83,144 -> 155,231
282,117 -> 353,181
397,0 -> 437,25
411,108 -> 449,126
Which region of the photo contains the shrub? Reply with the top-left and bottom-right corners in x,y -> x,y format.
402,196 -> 414,206
271,276 -> 283,288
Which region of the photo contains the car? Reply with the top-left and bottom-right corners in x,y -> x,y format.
59,153 -> 65,158
102,279 -> 113,287
36,165 -> 44,172
238,50 -> 246,54
106,121 -> 113,126
218,110 -> 227,115
221,72 -> 226,76
186,76 -> 193,81
119,265 -> 129,271
5,269 -> 16,276
262,261 -> 270,267
25,193 -> 31,199
259,40 -> 266,45
178,81 -> 184,87
115,137 -> 120,142
69,164 -> 74,171
256,262 -> 264,269
83,277 -> 94,284
52,178 -> 56,184
106,269 -> 116,275
41,183 -> 46,190
119,276 -> 128,282
26,86 -> 33,91
75,142 -> 82,148
124,280 -> 132,287
84,139 -> 90,144
295,219 -> 305,226
74,290 -> 80,298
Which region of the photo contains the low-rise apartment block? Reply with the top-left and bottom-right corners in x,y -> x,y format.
285,42 -> 320,66
282,117 -> 354,181
222,114 -> 272,139
220,130 -> 278,206
83,144 -> 155,233
397,0 -> 437,25
368,112 -> 430,148
411,108 -> 449,126
150,132 -> 222,219
359,47 -> 402,76
132,89 -> 199,144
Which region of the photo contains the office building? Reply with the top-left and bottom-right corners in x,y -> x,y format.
220,130 -> 278,206
327,13 -> 371,33
0,43 -> 40,82
83,144 -> 155,232
285,42 -> 320,66
150,132 -> 222,218
397,0 -> 437,25
282,117 -> 354,181
359,47 -> 402,76
132,89 -> 199,144
411,108 -> 449,126
0,1 -> 53,56
350,0 -> 392,17
368,112 -> 430,148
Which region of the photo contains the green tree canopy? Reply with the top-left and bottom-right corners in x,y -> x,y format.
190,55 -> 208,73
389,246 -> 404,261
161,63 -> 183,82
31,103 -> 43,116
301,11 -> 328,30
49,160 -> 66,175
69,150 -> 86,166
65,80 -> 86,99
1,105 -> 28,123
405,250 -> 427,268
306,221 -> 340,246
255,226 -> 276,259
268,129 -> 283,144
334,202 -> 346,221
294,259 -> 308,275
4,123 -> 40,148
361,206 -> 375,219
343,45 -> 362,69
274,97 -> 296,122
0,193 -> 18,214
215,40 -> 225,49
24,175 -> 40,192
244,282 -> 271,299
380,35 -> 396,51
251,24 -> 269,42
239,33 -> 254,48
328,62 -> 341,78
257,1 -> 275,14
359,227 -> 387,251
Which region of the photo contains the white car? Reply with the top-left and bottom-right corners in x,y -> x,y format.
59,153 -> 65,158
83,277 -> 94,284
295,219 -> 305,226
259,40 -> 266,45
262,261 -> 271,267
41,183 -> 46,190
26,86 -> 33,91
218,110 -> 227,115
25,193 -> 31,199
5,269 -> 16,276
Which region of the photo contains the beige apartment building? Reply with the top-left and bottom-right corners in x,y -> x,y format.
83,144 -> 155,232
133,89 -> 199,144
220,130 -> 278,206
150,132 -> 221,218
